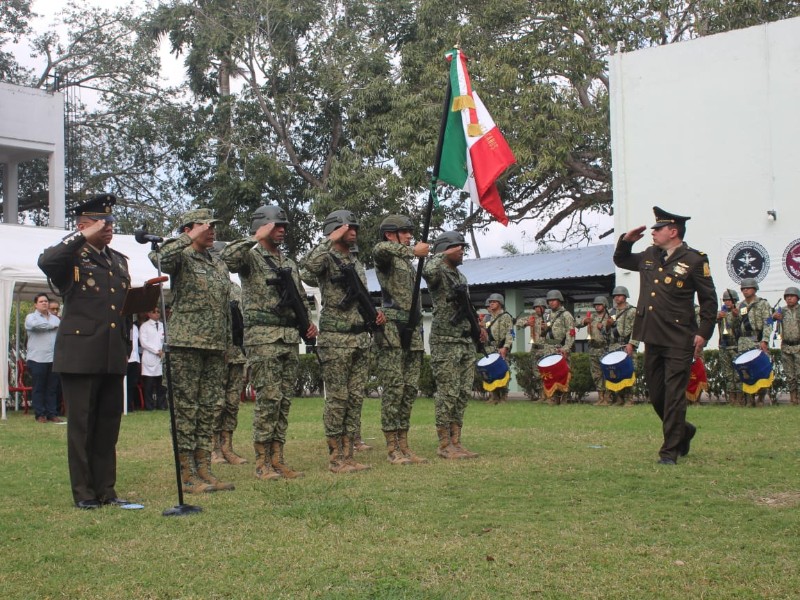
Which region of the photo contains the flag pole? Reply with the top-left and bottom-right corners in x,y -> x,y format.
401,72 -> 452,351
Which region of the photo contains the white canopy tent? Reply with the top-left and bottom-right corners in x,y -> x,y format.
0,223 -> 164,419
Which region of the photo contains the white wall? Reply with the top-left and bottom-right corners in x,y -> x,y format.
609,17 -> 800,347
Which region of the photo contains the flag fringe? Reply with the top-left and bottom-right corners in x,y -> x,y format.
452,95 -> 475,111
467,123 -> 483,137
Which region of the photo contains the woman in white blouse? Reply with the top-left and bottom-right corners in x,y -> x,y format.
139,307 -> 165,410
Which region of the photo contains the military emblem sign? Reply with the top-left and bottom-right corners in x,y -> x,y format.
782,238 -> 800,283
726,241 -> 770,284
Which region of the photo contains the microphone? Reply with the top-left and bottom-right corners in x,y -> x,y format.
134,229 -> 164,244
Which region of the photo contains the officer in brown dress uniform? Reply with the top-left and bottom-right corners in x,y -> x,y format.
38,194 -> 132,508
613,206 -> 717,465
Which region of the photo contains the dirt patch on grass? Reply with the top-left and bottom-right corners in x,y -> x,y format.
753,491 -> 800,508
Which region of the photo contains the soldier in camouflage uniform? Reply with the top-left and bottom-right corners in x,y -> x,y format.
716,289 -> 742,405
515,297 -> 548,400
372,215 -> 430,465
609,286 -> 639,406
773,287 -> 800,405
580,296 -> 614,406
423,231 -> 482,459
210,279 -> 248,466
222,205 -> 317,480
483,293 -> 514,404
301,210 -> 384,473
541,290 -> 576,404
149,208 -> 234,494
736,277 -> 773,407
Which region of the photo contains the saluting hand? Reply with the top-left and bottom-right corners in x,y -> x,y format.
186,222 -> 211,241
622,226 -> 647,243
254,222 -> 275,241
413,242 -> 430,258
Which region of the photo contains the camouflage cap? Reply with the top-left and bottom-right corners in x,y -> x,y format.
181,208 -> 223,228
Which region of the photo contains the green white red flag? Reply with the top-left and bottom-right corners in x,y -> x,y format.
438,48 -> 516,226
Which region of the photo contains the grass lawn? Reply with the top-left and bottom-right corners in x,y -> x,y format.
1,397 -> 799,599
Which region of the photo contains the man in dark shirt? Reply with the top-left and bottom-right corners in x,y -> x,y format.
613,206 -> 717,465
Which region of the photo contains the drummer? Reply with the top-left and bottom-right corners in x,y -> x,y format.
483,294 -> 514,404
580,296 -> 614,406
772,287 -> 800,406
613,206 -> 717,466
609,286 -> 639,406
716,289 -> 742,405
515,298 -> 548,400
736,278 -> 773,407
541,290 -> 576,405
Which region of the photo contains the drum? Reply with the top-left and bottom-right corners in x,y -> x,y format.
600,350 -> 636,392
476,353 -> 511,391
733,349 -> 774,394
685,357 -> 709,403
537,353 -> 571,398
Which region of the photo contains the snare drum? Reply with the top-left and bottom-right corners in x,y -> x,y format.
537,353 -> 571,398
476,353 -> 511,392
600,350 -> 636,392
733,349 -> 774,394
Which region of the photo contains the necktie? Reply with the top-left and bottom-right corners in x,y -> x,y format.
659,249 -> 667,266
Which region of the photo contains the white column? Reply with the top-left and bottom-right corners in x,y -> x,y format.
48,150 -> 65,228
3,160 -> 19,224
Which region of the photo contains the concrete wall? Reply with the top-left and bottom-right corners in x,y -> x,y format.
609,17 -> 800,347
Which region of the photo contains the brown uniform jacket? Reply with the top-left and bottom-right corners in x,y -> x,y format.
613,237 -> 717,349
38,230 -> 131,375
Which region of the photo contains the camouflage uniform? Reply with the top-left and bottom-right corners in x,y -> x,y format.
216,282 -> 246,434
422,251 -> 480,459
736,295 -> 772,405
150,233 -> 231,454
301,239 -> 371,440
516,307 -> 547,399
609,302 -> 638,405
541,305 -> 575,403
779,304 -> 800,403
581,311 -> 613,404
483,307 -> 514,402
716,305 -> 741,402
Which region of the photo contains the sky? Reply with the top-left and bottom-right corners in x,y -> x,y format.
20,0 -> 615,257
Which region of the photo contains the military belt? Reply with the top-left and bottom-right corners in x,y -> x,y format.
319,314 -> 366,334
245,312 -> 297,328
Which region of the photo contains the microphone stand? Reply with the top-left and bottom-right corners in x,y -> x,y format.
148,240 -> 202,516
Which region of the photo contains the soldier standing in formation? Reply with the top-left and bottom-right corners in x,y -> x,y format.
581,296 -> 613,406
211,279 -> 249,466
613,206 -> 717,466
150,208 -> 234,493
736,277 -> 772,406
301,210 -> 382,473
38,194 -> 132,509
482,293 -> 514,404
423,231 -> 481,459
372,215 -> 429,465
541,289 -> 575,405
609,286 -> 638,406
773,287 -> 800,406
716,289 -> 742,405
515,297 -> 548,400
222,205 -> 316,480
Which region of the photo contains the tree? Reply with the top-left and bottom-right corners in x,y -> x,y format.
0,0 -> 34,82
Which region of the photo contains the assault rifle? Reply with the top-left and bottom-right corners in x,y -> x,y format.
334,262 -> 391,346
265,264 -> 317,348
449,283 -> 487,356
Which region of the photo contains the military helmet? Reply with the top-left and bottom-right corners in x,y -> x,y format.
432,231 -> 467,254
612,286 -> 629,297
784,286 -> 800,299
722,289 -> 740,301
379,215 -> 414,237
740,277 -> 759,290
546,290 -> 564,302
322,209 -> 359,236
486,293 -> 504,307
593,296 -> 609,307
249,204 -> 289,234
533,298 -> 547,308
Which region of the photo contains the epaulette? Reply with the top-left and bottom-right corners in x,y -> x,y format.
686,246 -> 706,257
109,247 -> 129,260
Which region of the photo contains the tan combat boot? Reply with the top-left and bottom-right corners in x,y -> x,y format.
211,433 -> 226,464
342,435 -> 370,471
254,442 -> 281,481
353,431 -> 372,452
450,423 -> 479,459
220,430 -> 248,465
270,441 -> 304,478
384,431 -> 412,465
595,391 -> 609,406
327,437 -> 356,474
178,452 -> 214,494
397,429 -> 428,464
436,426 -> 457,459
194,449 -> 235,491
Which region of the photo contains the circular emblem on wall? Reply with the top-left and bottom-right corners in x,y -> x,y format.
726,241 -> 770,284
782,238 -> 800,283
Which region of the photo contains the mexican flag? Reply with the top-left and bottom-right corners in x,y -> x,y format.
438,48 -> 516,226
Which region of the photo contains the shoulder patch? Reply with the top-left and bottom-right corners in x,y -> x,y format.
703,262 -> 711,277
